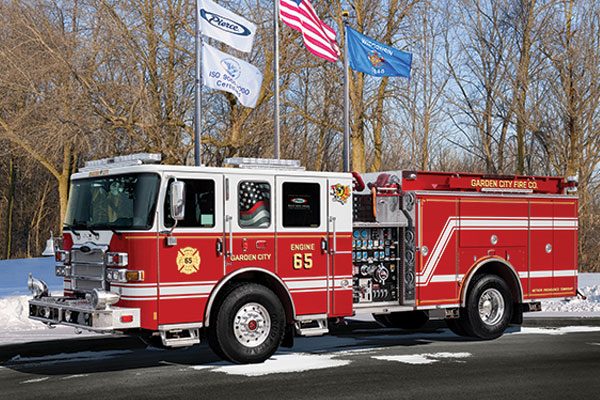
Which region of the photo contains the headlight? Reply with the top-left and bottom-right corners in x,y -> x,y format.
55,265 -> 72,277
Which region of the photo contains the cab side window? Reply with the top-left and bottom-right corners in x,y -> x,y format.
164,179 -> 215,228
282,182 -> 321,228
238,181 -> 271,229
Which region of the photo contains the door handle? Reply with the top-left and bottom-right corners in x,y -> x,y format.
329,216 -> 337,255
321,237 -> 328,253
225,215 -> 234,257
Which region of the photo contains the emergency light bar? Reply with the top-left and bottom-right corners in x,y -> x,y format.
80,153 -> 162,172
225,157 -> 305,171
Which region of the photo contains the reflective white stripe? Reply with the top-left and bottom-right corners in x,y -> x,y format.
159,285 -> 213,296
120,296 -> 156,302
113,287 -> 158,297
529,271 -> 553,278
427,274 -> 464,283
554,270 -> 578,277
286,280 -> 328,290
159,281 -> 218,287
160,295 -> 209,300
290,288 -> 328,293
283,276 -> 328,281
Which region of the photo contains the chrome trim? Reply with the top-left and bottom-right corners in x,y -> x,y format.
158,322 -> 204,331
460,258 -> 524,307
29,297 -> 140,332
204,268 -> 296,327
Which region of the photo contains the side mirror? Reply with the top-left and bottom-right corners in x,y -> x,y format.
170,181 -> 186,221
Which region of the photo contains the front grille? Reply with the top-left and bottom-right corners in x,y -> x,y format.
70,244 -> 108,293
72,264 -> 104,280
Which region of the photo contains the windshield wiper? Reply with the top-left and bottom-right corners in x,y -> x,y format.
63,224 -> 81,238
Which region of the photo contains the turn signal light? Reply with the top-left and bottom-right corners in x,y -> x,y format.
106,268 -> 145,283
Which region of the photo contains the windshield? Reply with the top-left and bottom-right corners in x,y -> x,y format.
65,173 -> 160,231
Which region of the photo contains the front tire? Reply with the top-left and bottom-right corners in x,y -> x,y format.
462,275 -> 512,340
210,283 -> 285,364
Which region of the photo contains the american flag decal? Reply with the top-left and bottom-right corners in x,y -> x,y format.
239,182 -> 271,228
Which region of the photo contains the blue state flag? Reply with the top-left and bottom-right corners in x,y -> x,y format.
346,26 -> 412,78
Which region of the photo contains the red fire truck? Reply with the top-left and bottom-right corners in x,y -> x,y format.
27,154 -> 579,364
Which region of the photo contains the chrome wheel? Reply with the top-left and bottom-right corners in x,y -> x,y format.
478,288 -> 505,326
233,302 -> 271,348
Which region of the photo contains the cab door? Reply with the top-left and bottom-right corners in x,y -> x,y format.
224,175 -> 276,274
158,173 -> 224,326
327,177 -> 354,317
276,177 -> 329,316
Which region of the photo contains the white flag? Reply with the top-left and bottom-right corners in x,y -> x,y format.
199,0 -> 256,53
203,44 -> 263,108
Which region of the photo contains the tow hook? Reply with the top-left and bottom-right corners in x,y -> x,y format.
577,289 -> 587,300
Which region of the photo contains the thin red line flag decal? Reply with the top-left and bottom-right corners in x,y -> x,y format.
279,0 -> 340,62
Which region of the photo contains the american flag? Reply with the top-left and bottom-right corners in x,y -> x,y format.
239,182 -> 271,228
279,0 -> 340,62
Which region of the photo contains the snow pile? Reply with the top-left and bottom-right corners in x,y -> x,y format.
541,274 -> 600,314
0,296 -> 45,331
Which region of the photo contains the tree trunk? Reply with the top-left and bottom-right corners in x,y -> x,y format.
4,158 -> 16,259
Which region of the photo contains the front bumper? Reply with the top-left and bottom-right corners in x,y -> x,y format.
29,296 -> 141,332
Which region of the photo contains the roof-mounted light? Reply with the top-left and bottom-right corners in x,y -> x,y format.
225,157 -> 305,171
80,153 -> 162,172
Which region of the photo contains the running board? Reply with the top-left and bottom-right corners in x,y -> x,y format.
159,326 -> 201,348
295,317 -> 329,337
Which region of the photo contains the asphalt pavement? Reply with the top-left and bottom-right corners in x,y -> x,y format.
1,320 -> 600,400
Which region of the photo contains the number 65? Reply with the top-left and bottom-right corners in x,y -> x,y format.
293,253 -> 313,270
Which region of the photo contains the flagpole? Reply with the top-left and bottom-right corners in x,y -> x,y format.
342,13 -> 351,173
274,0 -> 281,160
194,0 -> 203,167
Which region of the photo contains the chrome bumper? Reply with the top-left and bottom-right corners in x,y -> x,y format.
29,296 -> 141,332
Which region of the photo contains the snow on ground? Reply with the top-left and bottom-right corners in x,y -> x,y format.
192,353 -> 351,376
541,274 -> 600,314
372,352 -> 471,365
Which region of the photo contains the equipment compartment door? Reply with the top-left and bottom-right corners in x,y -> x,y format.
529,200 -> 554,297
276,177 -> 329,316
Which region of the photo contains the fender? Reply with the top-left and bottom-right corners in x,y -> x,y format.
459,256 -> 524,307
204,267 -> 297,327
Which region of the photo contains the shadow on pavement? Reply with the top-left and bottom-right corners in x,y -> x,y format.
0,319 -> 481,376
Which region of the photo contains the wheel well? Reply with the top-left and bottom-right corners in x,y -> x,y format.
461,260 -> 523,307
204,269 -> 295,327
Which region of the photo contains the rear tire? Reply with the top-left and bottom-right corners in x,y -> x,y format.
210,283 -> 285,364
462,275 -> 512,340
373,311 -> 429,330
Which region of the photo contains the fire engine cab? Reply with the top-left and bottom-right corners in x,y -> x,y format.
27,154 -> 579,364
